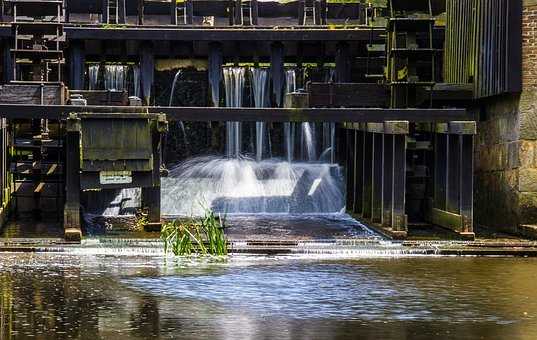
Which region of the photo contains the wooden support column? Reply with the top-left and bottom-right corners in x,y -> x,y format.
460,133 -> 474,234
102,0 -> 109,24
319,0 -> 327,24
142,115 -> 167,226
171,0 -> 177,25
433,123 -> 448,210
187,0 -> 194,24
362,129 -> 373,219
140,42 -> 154,105
3,40 -> 14,82
383,133 -> 394,227
69,41 -> 85,90
369,123 -> 383,223
447,134 -> 461,214
391,124 -> 408,233
346,128 -> 355,210
270,42 -> 285,107
335,42 -> 351,83
118,0 -> 126,24
251,0 -> 259,25
138,0 -> 144,25
354,128 -> 364,215
64,115 -> 82,242
430,122 -> 476,238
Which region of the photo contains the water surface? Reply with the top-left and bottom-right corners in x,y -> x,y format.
1,254 -> 537,339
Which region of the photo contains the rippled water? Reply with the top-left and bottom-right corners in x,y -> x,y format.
1,254 -> 537,339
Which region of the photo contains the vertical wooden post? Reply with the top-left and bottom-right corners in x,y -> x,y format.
354,129 -> 364,215
170,0 -> 177,25
447,134 -> 461,214
298,0 -> 305,25
346,128 -> 355,211
64,115 -> 82,241
460,134 -> 474,234
320,0 -> 327,24
335,42 -> 351,83
142,115 -> 167,225
392,133 -> 407,232
270,42 -> 285,107
118,0 -> 126,24
372,129 -> 383,223
382,121 -> 408,235
69,41 -> 85,90
251,0 -> 259,25
383,134 -> 394,227
140,42 -> 154,105
102,0 -> 109,24
3,40 -> 14,82
138,0 -> 144,25
186,0 -> 194,24
362,129 -> 373,219
434,124 -> 448,210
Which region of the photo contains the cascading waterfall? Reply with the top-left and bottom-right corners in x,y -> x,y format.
160,65 -> 346,217
88,64 -> 100,90
224,67 -> 245,158
251,68 -> 269,161
320,123 -> 336,163
284,69 -> 296,162
133,65 -> 141,98
104,65 -> 127,91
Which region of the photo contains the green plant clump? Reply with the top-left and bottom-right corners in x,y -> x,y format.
161,209 -> 228,256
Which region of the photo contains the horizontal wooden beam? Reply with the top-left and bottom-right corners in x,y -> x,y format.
0,104 -> 471,122
63,26 -> 382,42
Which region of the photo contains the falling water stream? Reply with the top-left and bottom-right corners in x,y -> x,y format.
169,69 -> 188,146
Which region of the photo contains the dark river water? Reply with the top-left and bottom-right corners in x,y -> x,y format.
1,253 -> 537,340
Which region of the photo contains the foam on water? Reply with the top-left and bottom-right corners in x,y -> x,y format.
161,155 -> 345,216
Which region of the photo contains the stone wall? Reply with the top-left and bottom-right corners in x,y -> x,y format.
474,0 -> 537,236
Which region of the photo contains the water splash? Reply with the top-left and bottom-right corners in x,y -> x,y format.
161,156 -> 345,216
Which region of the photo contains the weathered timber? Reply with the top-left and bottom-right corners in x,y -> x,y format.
0,84 -> 66,105
64,115 -> 82,240
271,42 -> 285,107
68,41 -> 85,90
64,26 -> 384,41
0,104 -> 471,122
68,90 -> 129,106
307,83 -> 389,108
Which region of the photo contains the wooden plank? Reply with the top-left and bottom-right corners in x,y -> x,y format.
308,83 -> 388,108
0,104 -> 471,122
64,26 -> 383,42
0,84 -> 65,105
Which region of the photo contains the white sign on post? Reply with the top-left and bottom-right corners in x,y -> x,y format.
99,171 -> 133,185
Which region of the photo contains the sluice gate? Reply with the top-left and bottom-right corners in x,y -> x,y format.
0,0 -> 524,240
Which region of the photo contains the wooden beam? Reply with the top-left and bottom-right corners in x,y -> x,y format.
64,26 -> 384,42
0,105 -> 471,122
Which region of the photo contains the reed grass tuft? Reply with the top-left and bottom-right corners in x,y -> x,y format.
161,208 -> 228,256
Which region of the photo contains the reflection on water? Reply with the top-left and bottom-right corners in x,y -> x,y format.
1,254 -> 537,339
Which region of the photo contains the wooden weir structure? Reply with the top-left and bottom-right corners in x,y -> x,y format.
0,0 -> 522,241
